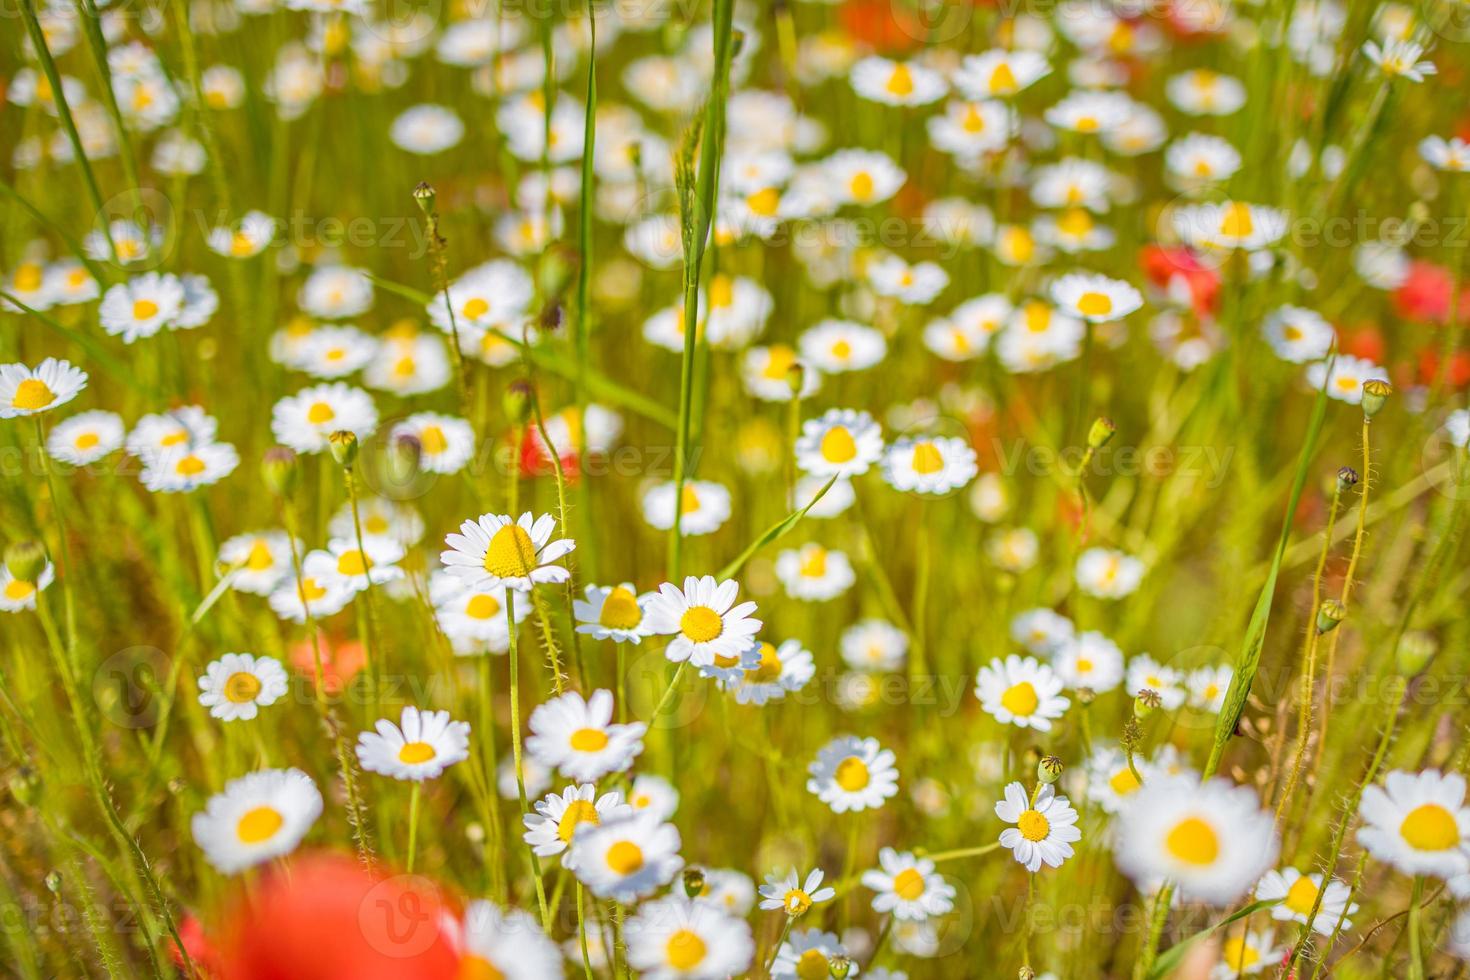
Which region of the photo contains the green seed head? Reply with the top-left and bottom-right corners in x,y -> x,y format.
1361,379 -> 1392,419
1316,599 -> 1346,635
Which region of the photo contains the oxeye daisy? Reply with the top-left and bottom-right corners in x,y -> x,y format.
267,569 -> 355,623
741,344 -> 822,402
298,265 -> 373,320
995,783 -> 1082,874
1165,132 -> 1242,186
456,902 -> 562,978
389,103 -> 465,154
568,810 -> 684,902
1173,201 -> 1288,252
197,653 -> 289,721
0,562 -> 54,613
430,573 -> 529,654
850,56 -> 946,106
1362,38 -> 1436,81
1262,305 -> 1335,363
46,410 -> 124,465
330,497 -> 425,546
807,735 -> 899,813
304,536 -> 405,593
387,412 -> 474,474
190,768 -> 323,873
270,382 -> 378,454
356,705 -> 471,781
840,619 -> 909,673
1045,90 -> 1135,134
1050,272 -> 1143,323
1113,774 -> 1278,904
861,849 -> 955,920
641,480 -> 733,536
1357,769 -> 1470,879
574,582 -> 657,643
823,149 -> 906,206
1054,631 -> 1125,693
775,544 -> 856,601
0,358 -> 88,419
127,406 -> 218,462
771,928 -> 853,980
760,867 -> 835,916
1420,135 -> 1470,172
723,638 -> 815,705
441,512 -> 575,594
625,894 -> 755,979
98,273 -> 185,343
1306,355 -> 1389,404
925,295 -> 1010,362
1126,654 -> 1188,710
1075,546 -> 1144,598
218,531 -> 296,595
292,326 -> 378,379
140,441 -> 240,493
867,254 -> 950,306
975,656 -> 1070,730
1256,866 -> 1358,935
629,774 -> 680,821
1010,608 -> 1076,657
954,49 -> 1051,98
1210,928 -> 1281,978
927,99 -> 1013,159
1165,69 -> 1247,115
1187,664 -> 1232,713
526,689 -> 646,782
881,435 -> 978,495
1085,746 -> 1151,814
794,408 -> 884,479
987,527 -> 1038,573
523,783 -> 632,862
206,210 -> 276,258
644,575 -> 763,668
799,319 -> 887,373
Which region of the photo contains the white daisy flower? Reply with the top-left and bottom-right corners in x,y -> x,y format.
46,409 -> 124,465
996,782 -> 1083,872
267,569 -> 355,623
629,774 -> 680,821
723,638 -> 815,706
987,527 -> 1038,573
954,49 -> 1051,98
772,928 -> 855,980
1010,608 -> 1075,657
574,583 -> 658,643
1173,201 -> 1288,252
430,573 -> 528,654
1306,355 -> 1389,404
389,103 -> 465,154
928,99 -> 1014,158
841,619 -> 909,673
807,735 -> 899,813
0,358 -> 87,419
218,531 -> 296,596
190,767 -> 323,873
850,56 -> 946,106
1256,866 -> 1357,936
0,563 -> 54,613
625,894 -> 755,979
925,295 -> 1010,361
1050,272 -> 1143,323
741,344 -> 822,402
140,441 -> 240,493
457,901 -> 563,980
1165,69 -> 1247,115
1165,132 -> 1242,185
794,408 -> 885,479
799,319 -> 887,373
759,867 -> 836,916
1187,664 -> 1232,713
303,536 -> 405,593
1126,654 -> 1188,710
861,849 -> 955,920
1054,631 -> 1125,693
1044,90 -> 1136,134
1209,928 -> 1281,978
868,254 -> 949,306
356,705 -> 471,782
389,412 -> 475,474
441,512 -> 576,592
569,810 -> 684,903
206,210 -> 276,258
644,575 -> 763,668
1362,38 -> 1436,82
1262,305 -> 1335,363
197,652 -> 289,722
270,382 -> 379,454
775,544 -> 856,601
1075,547 -> 1144,598
526,689 -> 646,783
641,480 -> 733,536
298,265 -> 373,320
1085,746 -> 1150,814
975,655 -> 1070,730
292,326 -> 378,379
1357,769 -> 1470,879
1420,135 -> 1470,172
695,868 -> 756,916
523,783 -> 633,862
824,149 -> 906,206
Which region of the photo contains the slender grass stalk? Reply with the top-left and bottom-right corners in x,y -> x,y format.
505,597 -> 552,929
1408,874 -> 1426,980
577,884 -> 596,980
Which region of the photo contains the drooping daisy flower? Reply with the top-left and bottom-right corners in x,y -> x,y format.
861,849 -> 956,920
625,894 -> 755,979
722,638 -> 815,706
46,410 -> 124,465
644,576 -> 762,668
807,735 -> 899,813
0,358 -> 87,419
526,689 -> 646,782
881,435 -> 978,495
356,705 -> 471,782
975,656 -> 1071,730
218,531 -> 297,596
840,619 -> 909,673
568,810 -> 684,902
774,544 -> 856,601
794,408 -> 884,479
190,768 -> 323,873
1050,272 -> 1143,323
759,867 -> 836,916
197,653 -> 289,721
270,382 -> 379,454
641,480 -> 733,536
996,782 -> 1083,872
523,783 -> 632,862
1256,866 -> 1358,936
574,583 -> 658,644
1305,355 -> 1389,405
456,901 -> 563,980
0,562 -> 54,613
1357,769 -> 1470,879
1114,774 -> 1278,904
441,512 -> 576,592
1075,547 -> 1144,598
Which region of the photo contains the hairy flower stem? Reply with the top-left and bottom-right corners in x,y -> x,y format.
344,466 -> 384,719
506,598 -> 552,929
1315,420 -> 1372,767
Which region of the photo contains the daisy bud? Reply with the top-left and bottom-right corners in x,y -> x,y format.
828,954 -> 851,979
1133,689 -> 1161,720
786,361 -> 806,397
1336,466 -> 1359,492
44,871 -> 61,894
262,447 -> 300,498
504,379 -> 535,425
1315,599 -> 1345,635
1396,631 -> 1438,676
412,181 -> 436,214
3,540 -> 47,584
328,430 -> 359,467
1087,416 -> 1116,450
1038,756 -> 1064,785
682,867 -> 706,899
1361,379 -> 1392,419
1074,686 -> 1097,706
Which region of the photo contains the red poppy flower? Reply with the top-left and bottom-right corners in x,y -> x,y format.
288,633 -> 366,696
1139,245 -> 1220,317
838,0 -> 926,54
1393,260 -> 1470,324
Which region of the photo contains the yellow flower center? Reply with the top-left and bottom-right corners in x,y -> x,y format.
71,431 -> 98,451
1221,937 -> 1259,972
463,297 -> 490,319
458,954 -> 507,980
835,756 -> 870,791
465,593 -> 501,620
1001,681 -> 1039,716
398,741 -> 437,764
1074,115 -> 1099,132
419,425 -> 448,455
11,379 -> 55,411
708,274 -> 734,309
236,805 -> 284,843
4,580 -> 36,601
1004,226 -> 1035,263
680,606 -> 723,643
133,298 -> 159,320
483,524 -> 538,579
747,187 -> 781,217
1077,291 -> 1113,317
680,483 -> 701,513
570,728 -> 609,752
893,867 -> 927,900
885,63 -> 914,97
1057,208 -> 1093,237
750,642 -> 783,683
1218,202 -> 1254,238
1400,803 -> 1460,851
306,401 -> 336,424
849,171 -> 875,201
1284,876 -> 1319,915
962,105 -> 986,133
223,671 -> 262,703
13,264 -> 42,292
820,426 -> 857,463
231,231 -> 255,256
336,549 -> 372,576
556,799 -> 600,843
784,889 -> 812,915
605,840 -> 644,874
1108,768 -> 1141,796
1017,809 -> 1050,842
796,950 -> 830,980
830,339 -> 853,361
1165,816 -> 1220,865
598,586 -> 643,629
761,344 -> 797,380
666,929 -> 707,970
910,441 -> 944,474
300,577 -> 327,601
799,547 -> 828,578
175,454 -> 206,476
161,430 -> 188,447
989,61 -> 1018,94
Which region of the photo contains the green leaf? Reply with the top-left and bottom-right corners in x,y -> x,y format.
716,476 -> 838,580
1148,899 -> 1278,980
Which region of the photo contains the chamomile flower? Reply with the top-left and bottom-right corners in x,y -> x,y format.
841,619 -> 909,673
356,705 -> 471,781
218,531 -> 295,595
270,382 -> 378,454
1165,133 -> 1242,185
457,902 -> 563,980
0,563 -> 53,613
641,480 -> 732,536
954,49 -> 1051,98
1126,655 -> 1188,710
1165,69 -> 1247,115
882,435 -> 978,495
868,255 -> 949,305
569,811 -> 684,902
0,358 -> 87,419
1363,39 -> 1436,82
1357,769 -> 1470,878
526,689 -> 646,782
389,103 -> 465,154
1256,867 -> 1357,935
927,99 -> 1013,158
298,265 -> 373,320
1420,136 -> 1470,172
861,849 -> 955,920
390,413 -> 474,474
1075,547 -> 1144,598
206,211 -> 276,258
996,782 -> 1083,872
1050,272 -> 1143,323
1263,305 -> 1334,363
303,536 -> 405,593
696,868 -> 756,916
574,583 -> 657,643
824,149 -> 906,206
724,639 -> 815,705
799,319 -> 887,373
441,512 -> 575,592
293,326 -> 378,379
140,441 -> 240,493
1045,90 -> 1135,134
1085,746 -> 1150,814
775,544 -> 855,601
851,56 -> 946,107
794,409 -> 884,479
197,653 -> 289,721
1173,201 -> 1288,252
928,295 -> 1011,362
1187,664 -> 1232,713
629,774 -> 680,821
976,656 -> 1070,730
523,784 -> 633,861
760,867 -> 836,916
46,410 -> 123,465
431,574 -> 527,653
1114,775 -> 1279,904
267,569 -> 355,623
772,929 -> 855,980
741,345 -> 821,402
1210,929 -> 1281,978
190,768 -> 323,873
807,735 -> 899,813
1010,608 -> 1076,657
1306,355 -> 1389,404
1054,631 -> 1125,693
625,895 -> 755,979
645,576 -> 763,668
